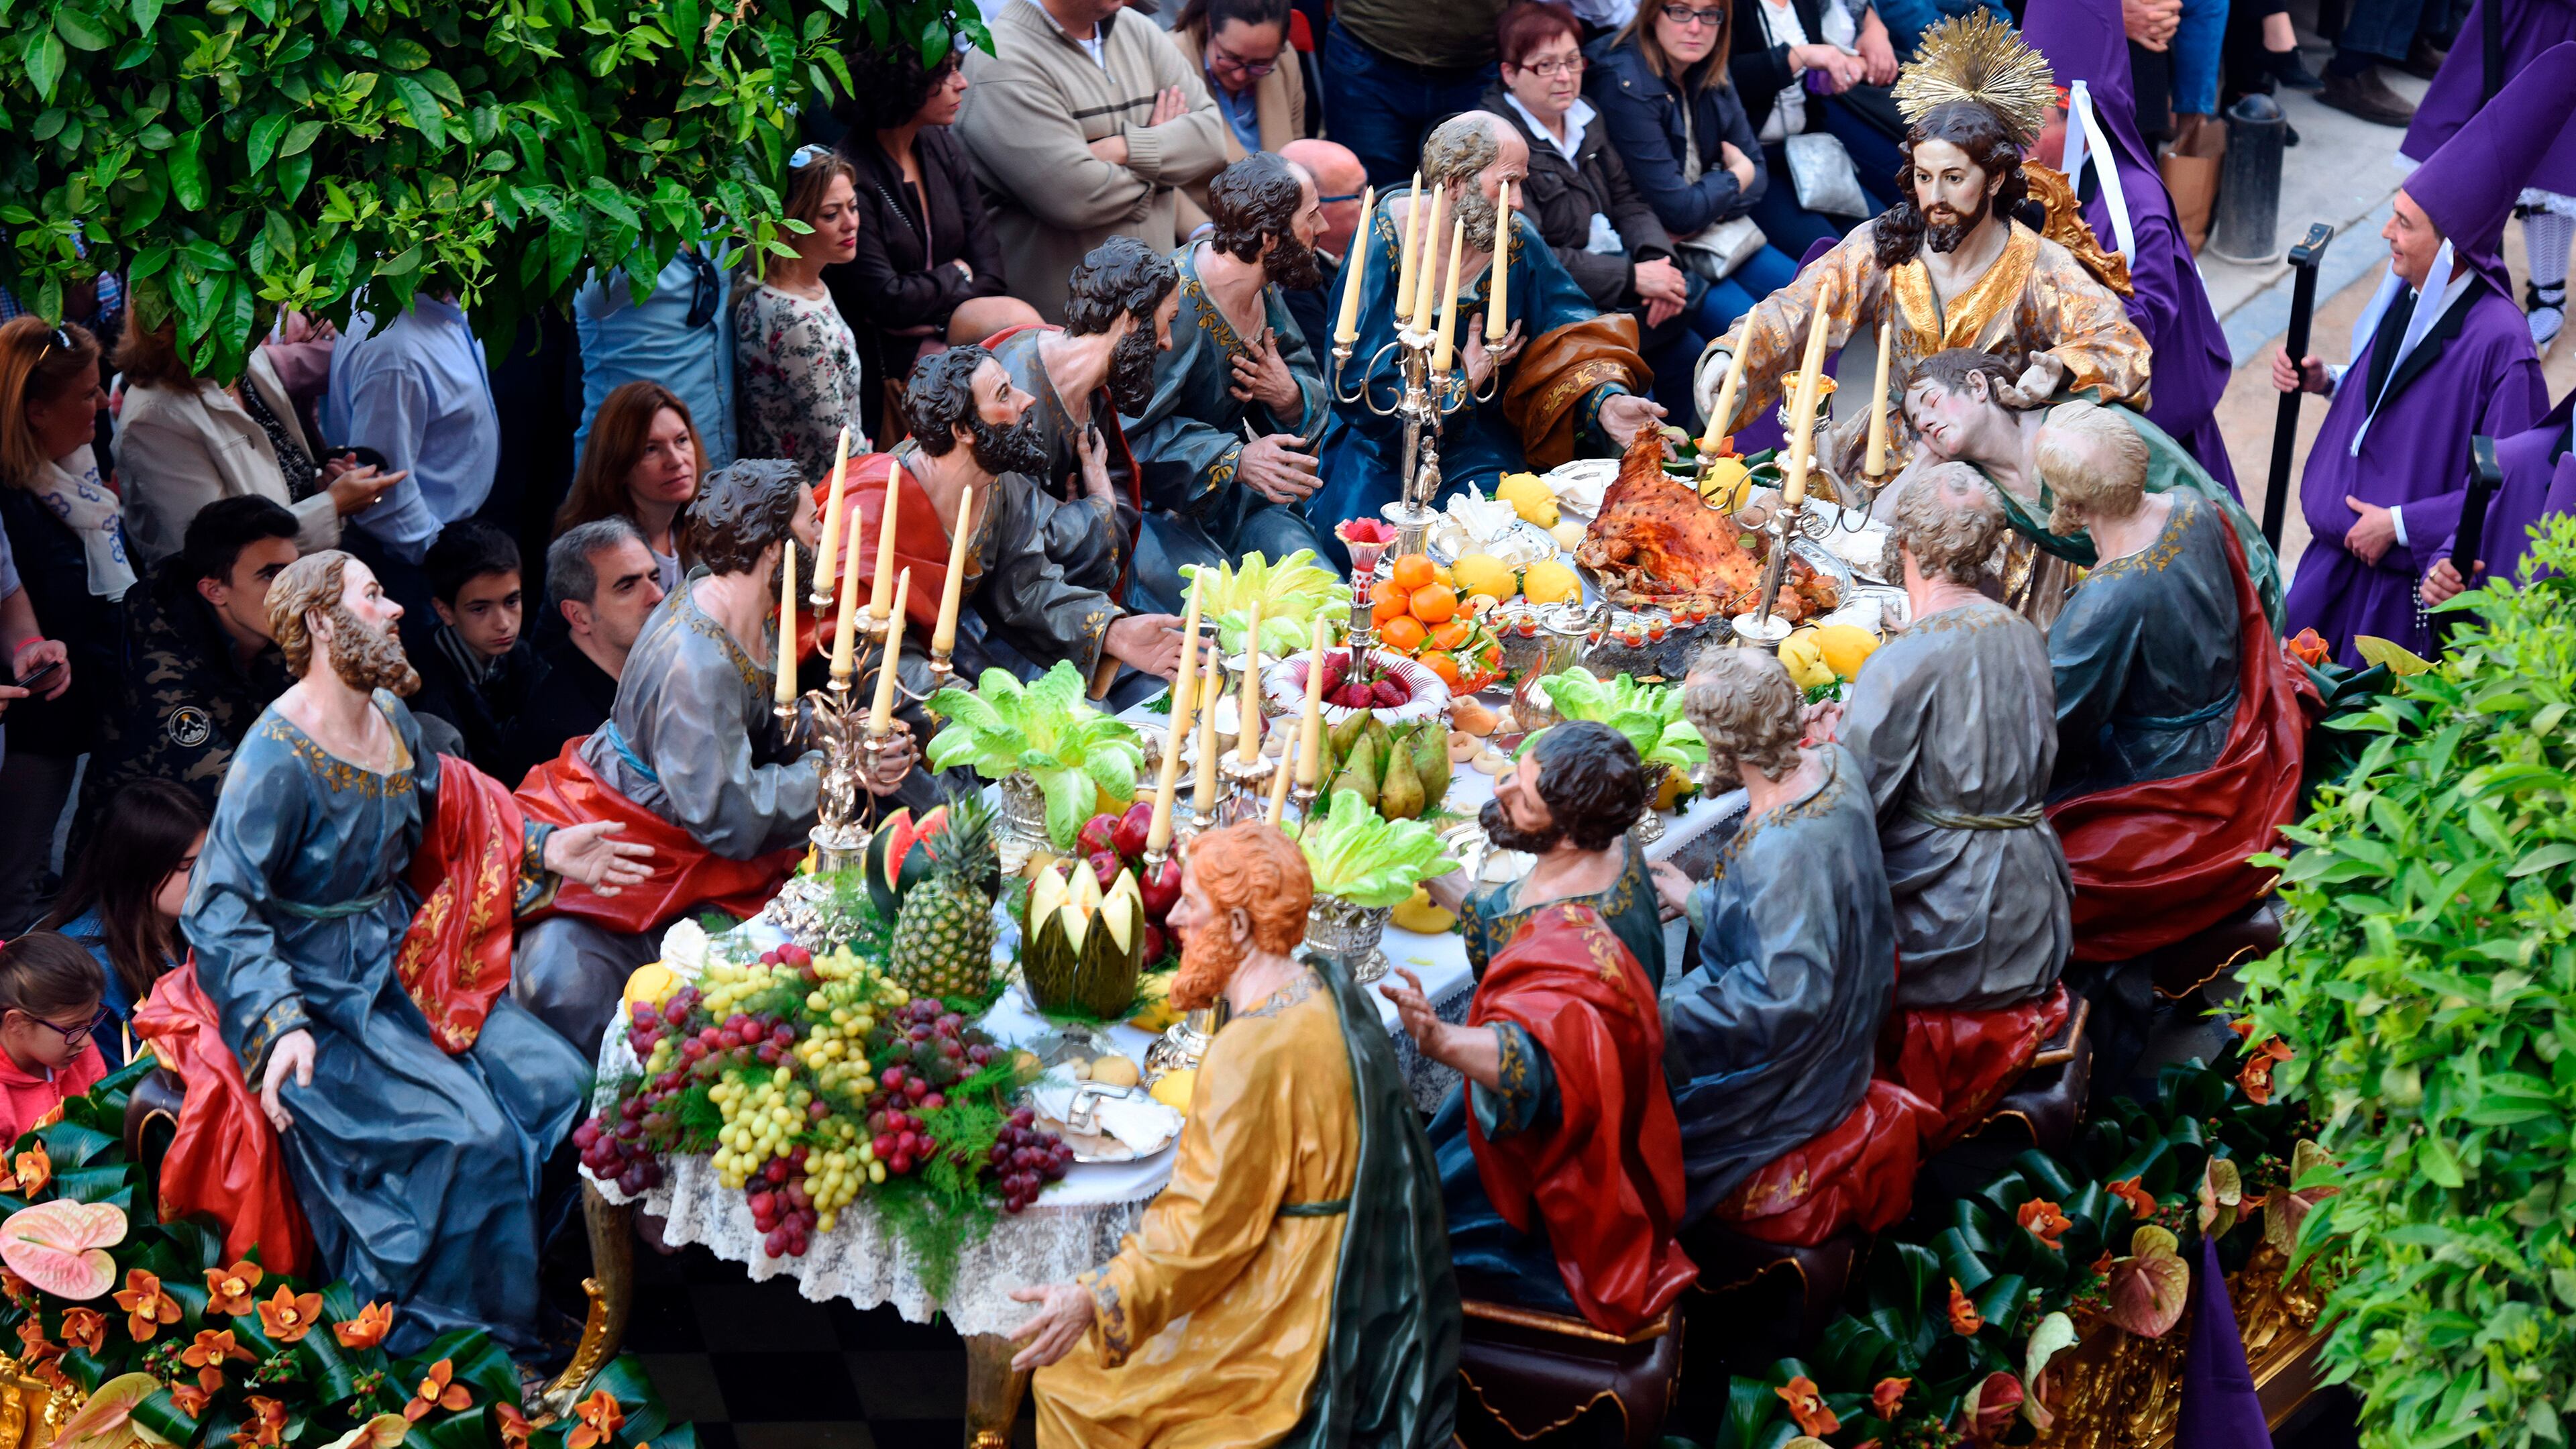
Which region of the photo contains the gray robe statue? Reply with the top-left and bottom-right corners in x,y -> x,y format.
2048,492 -> 2241,800
1839,598 -> 2072,1011
1668,745 -> 1895,1224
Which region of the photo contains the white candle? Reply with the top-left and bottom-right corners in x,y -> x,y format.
931,483 -> 974,657
1147,645 -> 1195,854
1782,282 -> 1834,508
1487,180 -> 1511,343
1866,313 -> 1893,478
775,534 -> 798,706
812,428 -> 849,604
1265,729 -> 1298,827
1432,216 -> 1465,374
1395,172 -> 1424,320
1411,186 -> 1446,335
1334,186 -> 1375,346
868,455 -> 901,621
1701,330 -> 1749,453
1298,617 -> 1328,788
867,569 -> 910,733
1236,600 -> 1263,764
1192,667 -> 1222,814
828,527 -> 863,684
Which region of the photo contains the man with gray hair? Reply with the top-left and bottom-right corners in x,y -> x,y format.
1818,466 -> 2072,1144
1311,111 -> 1665,566
1646,647 -> 1913,1236
497,516 -> 667,783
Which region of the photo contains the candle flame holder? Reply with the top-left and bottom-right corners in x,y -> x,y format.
1218,750 -> 1278,825
1331,324 -> 1467,561
784,633 -> 918,873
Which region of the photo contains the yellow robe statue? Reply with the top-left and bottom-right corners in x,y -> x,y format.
1035,969 -> 1360,1449
1701,217 -> 2150,478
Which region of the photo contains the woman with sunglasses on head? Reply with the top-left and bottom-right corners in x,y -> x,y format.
553,381 -> 708,594
0,931 -> 109,1140
825,38 -> 1044,442
37,778 -> 206,1068
0,316 -> 117,932
734,145 -> 873,485
1170,0 -> 1308,232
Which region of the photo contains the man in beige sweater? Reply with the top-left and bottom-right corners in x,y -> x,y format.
957,0 -> 1230,322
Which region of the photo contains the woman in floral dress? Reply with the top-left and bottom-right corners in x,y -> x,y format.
735,144 -> 871,482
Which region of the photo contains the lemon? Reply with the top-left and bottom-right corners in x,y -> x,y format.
1697,456 -> 1753,512
1778,629 -> 1836,690
1521,559 -> 1582,605
1151,1069 -> 1199,1112
623,962 -> 679,1008
1495,472 -> 1560,528
1815,623 -> 1879,680
1451,553 -> 1517,601
1391,884 -> 1458,934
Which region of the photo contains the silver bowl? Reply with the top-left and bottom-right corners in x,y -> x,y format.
1303,893 -> 1393,984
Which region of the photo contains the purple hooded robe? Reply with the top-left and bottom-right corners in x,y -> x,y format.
2438,389 -> 2576,588
2402,0 -> 2576,197
2025,0 -> 2240,494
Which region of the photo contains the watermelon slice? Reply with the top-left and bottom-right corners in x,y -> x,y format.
863,806 -> 950,916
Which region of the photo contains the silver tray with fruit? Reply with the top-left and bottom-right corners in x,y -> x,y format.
1261,647 -> 1450,729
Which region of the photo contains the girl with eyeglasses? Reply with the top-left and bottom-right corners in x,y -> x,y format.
37,778 -> 205,1069
0,930 -> 109,1140
733,145 -> 873,486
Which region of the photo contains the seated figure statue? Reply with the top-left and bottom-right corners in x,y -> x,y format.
2035,401 -> 2308,963
1009,822 -> 1457,1448
513,460 -> 914,1053
1383,721 -> 1696,1336
1818,466 -> 2074,1144
1655,649 -> 1931,1244
154,549 -> 653,1354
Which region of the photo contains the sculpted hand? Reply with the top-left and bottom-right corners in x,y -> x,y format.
2003,352 -> 2068,407
863,722 -> 918,796
1228,328 -> 1305,414
1008,1281 -> 1096,1370
2421,557 -> 2479,606
545,820 -> 657,896
1106,614 -> 1187,680
1462,316 -> 1525,392
262,1029 -> 317,1133
1648,860 -> 1695,921
1075,423 -> 1115,504
1377,966 -> 1444,1046
1238,433 -> 1321,502
2343,497 -> 2398,565
1801,698 -> 1845,745
1597,394 -> 1670,453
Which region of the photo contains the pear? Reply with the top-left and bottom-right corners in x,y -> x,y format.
1379,737 -> 1426,820
1330,733 -> 1382,806
1410,722 -> 1451,810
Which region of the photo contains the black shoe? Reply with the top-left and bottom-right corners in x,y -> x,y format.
2285,123 -> 2301,146
2270,48 -> 2326,90
2398,34 -> 2448,79
2320,68 -> 2418,125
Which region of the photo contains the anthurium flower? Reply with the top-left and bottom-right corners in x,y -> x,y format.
320,1413 -> 412,1449
1960,1371 -> 2024,1442
2023,1310 -> 2079,1429
59,1306 -> 104,1353
204,1260 -> 264,1317
2017,1197 -> 2072,1250
231,1395 -> 288,1446
568,1388 -> 627,1449
2103,1226 -> 2192,1338
257,1285 -> 326,1343
2,1199 -> 130,1301
333,1301 -> 396,1350
113,1267 -> 184,1340
1774,1377 -> 1839,1438
2265,1139 -> 2341,1255
53,1371 -> 176,1447
1871,1377 -> 1911,1417
1947,1277 -> 1984,1334
2198,1158 -> 2244,1236
2238,1036 -> 2292,1104
2108,1175 -> 2157,1219
403,1359 -> 475,1421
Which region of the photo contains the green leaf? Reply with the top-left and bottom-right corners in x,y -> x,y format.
278,118 -> 323,158
22,29 -> 66,101
2415,1134 -> 2463,1189
2510,841 -> 2576,877
246,111 -> 290,172
53,6 -> 115,51
377,35 -> 431,68
129,0 -> 162,31
382,73 -> 447,146
166,125 -> 207,209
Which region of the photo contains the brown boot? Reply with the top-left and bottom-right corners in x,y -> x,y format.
2398,34 -> 2448,79
2320,66 -> 2418,125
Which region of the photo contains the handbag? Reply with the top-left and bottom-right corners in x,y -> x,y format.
1784,130 -> 1870,219
1674,216 -> 1769,281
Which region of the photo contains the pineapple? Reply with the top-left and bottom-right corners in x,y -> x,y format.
890,793 -> 999,1001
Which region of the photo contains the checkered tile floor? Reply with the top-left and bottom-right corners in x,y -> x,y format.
618,1243 -> 1036,1449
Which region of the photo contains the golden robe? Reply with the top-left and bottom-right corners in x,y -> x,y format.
1699,219 -> 2151,478
1035,969 -> 1360,1449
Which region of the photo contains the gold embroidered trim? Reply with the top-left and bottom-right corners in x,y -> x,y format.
2088,494 -> 2198,580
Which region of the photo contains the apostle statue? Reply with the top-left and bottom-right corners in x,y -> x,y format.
1124,152 -> 1336,606
1010,821 -> 1456,1448
1383,721 -> 1695,1337
1811,467 -> 2072,1146
2025,0 -> 2240,494
2275,46 -> 2565,665
1900,347 -> 2279,630
2422,388 -> 2576,609
1655,650 -> 1927,1242
1693,14 -> 2148,475
1312,111 -> 1663,561
166,549 -> 652,1354
513,460 -> 914,1052
2035,402 -> 2307,969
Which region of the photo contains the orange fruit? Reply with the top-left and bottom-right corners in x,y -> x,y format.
1391,554 -> 1436,592
1422,651 -> 1463,686
1369,580 -> 1407,625
1409,585 -> 1456,624
1428,619 -> 1470,651
1380,615 -> 1429,653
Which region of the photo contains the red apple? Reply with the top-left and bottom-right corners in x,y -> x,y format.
1089,850 -> 1123,890
1114,800 -> 1155,859
1140,855 -> 1182,918
1077,813 -> 1120,859
1140,921 -> 1169,963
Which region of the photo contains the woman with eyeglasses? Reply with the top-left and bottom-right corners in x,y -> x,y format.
0,316 -> 119,933
734,145 -> 873,485
0,930 -> 109,1140
1171,0 -> 1309,233
825,38 -> 1043,443
553,381 -> 708,594
37,777 -> 206,1068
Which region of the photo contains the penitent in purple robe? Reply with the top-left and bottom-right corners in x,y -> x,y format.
2283,283 -> 2546,665
2025,0 -> 2240,494
2440,390 -> 2576,588
2402,0 -> 2576,197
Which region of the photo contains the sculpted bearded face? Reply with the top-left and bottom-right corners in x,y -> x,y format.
1165,823 -> 1313,1010
269,551 -> 421,697
1909,138 -> 2002,254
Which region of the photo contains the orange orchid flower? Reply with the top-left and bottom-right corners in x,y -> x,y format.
2286,628 -> 2330,667
58,1307 -> 104,1354
231,1395 -> 287,1447
169,1381 -> 211,1417
113,1269 -> 184,1342
1947,1277 -> 1984,1335
1872,1376 -> 1911,1417
256,1285 -> 326,1344
494,1403 -> 534,1449
567,1389 -> 627,1449
182,1328 -> 252,1369
2108,1176 -> 2157,1218
333,1301 -> 396,1350
204,1260 -> 265,1317
1774,1377 -> 1841,1438
0,1268 -> 36,1307
403,1359 -> 474,1421
2017,1198 -> 2073,1250
7,1142 -> 50,1197
15,1317 -> 57,1362
2239,1036 -> 2294,1105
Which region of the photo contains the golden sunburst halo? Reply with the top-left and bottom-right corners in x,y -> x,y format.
1892,12 -> 2058,148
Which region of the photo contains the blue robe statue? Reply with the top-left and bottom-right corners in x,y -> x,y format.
2049,493 -> 2243,799
185,692 -> 590,1356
